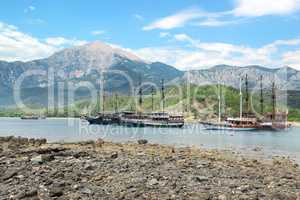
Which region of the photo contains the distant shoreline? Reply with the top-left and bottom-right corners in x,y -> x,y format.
290,121 -> 300,127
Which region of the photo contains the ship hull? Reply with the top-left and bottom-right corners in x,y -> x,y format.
200,122 -> 257,131
85,117 -> 119,125
120,119 -> 184,128
21,116 -> 39,120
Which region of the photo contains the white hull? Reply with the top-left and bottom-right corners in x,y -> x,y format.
200,122 -> 257,131
120,118 -> 184,128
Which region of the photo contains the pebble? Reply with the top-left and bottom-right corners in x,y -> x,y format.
137,139 -> 148,145
0,136 -> 300,199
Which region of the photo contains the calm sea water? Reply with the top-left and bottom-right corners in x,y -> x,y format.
0,117 -> 299,162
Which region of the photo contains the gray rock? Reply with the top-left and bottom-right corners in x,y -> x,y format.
96,138 -> 105,147
192,176 -> 209,182
49,187 -> 63,197
2,168 -> 19,180
111,152 -> 118,159
148,178 -> 159,186
138,139 -> 148,145
31,154 -> 54,164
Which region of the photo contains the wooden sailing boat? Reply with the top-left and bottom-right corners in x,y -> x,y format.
86,73 -> 120,125
258,81 -> 290,130
200,75 -> 258,131
119,78 -> 184,128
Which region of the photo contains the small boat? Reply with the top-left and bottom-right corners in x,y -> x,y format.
200,76 -> 258,131
85,113 -> 120,125
200,117 -> 258,131
120,112 -> 184,128
21,115 -> 39,120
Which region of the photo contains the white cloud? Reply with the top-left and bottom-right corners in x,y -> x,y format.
143,1 -> 300,31
282,50 -> 300,69
45,37 -> 87,46
133,33 -> 300,70
192,18 -> 243,27
159,32 -> 170,38
143,8 -> 214,30
133,14 -> 144,21
0,21 -> 87,62
233,0 -> 300,17
91,30 -> 106,36
24,5 -> 36,13
174,34 -> 193,42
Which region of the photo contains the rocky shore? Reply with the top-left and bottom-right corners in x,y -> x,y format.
1,136 -> 300,199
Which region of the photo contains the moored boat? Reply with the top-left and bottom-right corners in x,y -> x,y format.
200,117 -> 258,131
85,113 -> 120,125
120,112 -> 184,128
21,115 -> 39,120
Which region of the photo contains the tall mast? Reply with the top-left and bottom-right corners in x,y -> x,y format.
161,79 -> 165,113
239,77 -> 243,119
245,74 -> 250,115
218,84 -> 222,123
260,75 -> 264,115
272,82 -> 276,121
138,74 -> 142,110
101,71 -> 105,113
151,87 -> 154,112
97,91 -> 101,113
114,93 -> 119,113
102,93 -> 105,113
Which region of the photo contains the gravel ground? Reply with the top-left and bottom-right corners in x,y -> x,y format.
0,136 -> 300,200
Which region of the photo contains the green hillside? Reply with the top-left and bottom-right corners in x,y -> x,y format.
1,84 -> 298,121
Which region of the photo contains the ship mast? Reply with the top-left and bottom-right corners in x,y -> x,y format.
260,75 -> 264,115
272,82 -> 276,122
102,93 -> 105,113
218,84 -> 222,123
138,74 -> 143,111
100,71 -> 105,113
96,91 -> 101,114
239,77 -> 243,119
151,87 -> 154,112
245,74 -> 250,115
114,93 -> 119,113
161,79 -> 165,113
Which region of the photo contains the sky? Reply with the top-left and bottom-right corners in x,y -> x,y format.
1,0 -> 300,70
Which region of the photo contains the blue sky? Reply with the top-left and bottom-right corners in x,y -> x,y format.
1,0 -> 300,70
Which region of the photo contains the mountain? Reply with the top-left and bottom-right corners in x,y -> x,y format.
0,41 -> 183,106
182,65 -> 300,91
1,41 -> 300,108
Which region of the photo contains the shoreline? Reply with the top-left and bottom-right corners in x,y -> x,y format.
1,136 -> 300,199
290,121 -> 300,127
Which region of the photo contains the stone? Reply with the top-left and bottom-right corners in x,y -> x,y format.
148,178 -> 159,186
49,187 -> 63,197
218,194 -> 230,200
137,139 -> 148,145
2,168 -> 19,180
81,188 -> 93,195
84,164 -> 94,171
31,154 -> 54,164
96,138 -> 105,147
192,176 -> 209,182
111,152 -> 118,159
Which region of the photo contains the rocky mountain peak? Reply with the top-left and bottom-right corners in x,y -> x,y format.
47,41 -> 144,71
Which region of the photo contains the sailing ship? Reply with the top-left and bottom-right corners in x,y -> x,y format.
21,115 -> 46,120
200,75 -> 259,131
119,79 -> 184,128
21,115 -> 39,120
257,82 -> 291,130
200,74 -> 290,131
85,91 -> 121,125
86,76 -> 184,128
119,112 -> 184,128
